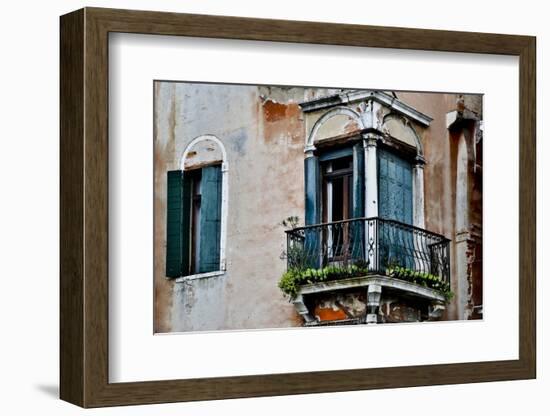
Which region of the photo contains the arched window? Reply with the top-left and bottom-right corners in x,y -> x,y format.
166,135 -> 228,279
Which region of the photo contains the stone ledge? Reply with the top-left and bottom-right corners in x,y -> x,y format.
297,274 -> 446,303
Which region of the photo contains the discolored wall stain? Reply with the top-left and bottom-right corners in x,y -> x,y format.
153,82 -> 177,333
344,119 -> 360,134
380,301 -> 423,323
314,306 -> 348,322
227,127 -> 248,157
263,99 -> 288,122
261,99 -> 304,147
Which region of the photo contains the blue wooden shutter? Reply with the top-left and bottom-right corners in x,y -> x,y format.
378,149 -> 413,224
378,149 -> 413,268
166,170 -> 191,277
304,156 -> 320,226
304,156 -> 321,268
198,165 -> 222,273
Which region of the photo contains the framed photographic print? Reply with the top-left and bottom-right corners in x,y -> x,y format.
60,7 -> 536,408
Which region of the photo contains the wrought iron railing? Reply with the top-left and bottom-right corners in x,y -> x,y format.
285,217 -> 450,285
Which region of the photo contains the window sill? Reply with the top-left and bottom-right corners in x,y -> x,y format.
174,270 -> 225,283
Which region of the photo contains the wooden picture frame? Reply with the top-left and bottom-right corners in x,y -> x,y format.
60,7 -> 536,408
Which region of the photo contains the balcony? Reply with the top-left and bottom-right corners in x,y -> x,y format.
283,217 -> 451,325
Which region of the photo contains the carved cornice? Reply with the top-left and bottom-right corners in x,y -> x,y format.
299,90 -> 433,127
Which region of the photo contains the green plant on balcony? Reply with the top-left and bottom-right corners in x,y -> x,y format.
280,216 -> 311,270
386,265 -> 454,302
278,263 -> 454,303
278,263 -> 370,299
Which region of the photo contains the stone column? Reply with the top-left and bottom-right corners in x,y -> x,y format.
292,294 -> 315,324
363,133 -> 379,218
363,134 -> 379,270
412,157 -> 426,271
366,284 -> 382,324
455,133 -> 470,320
412,156 -> 425,229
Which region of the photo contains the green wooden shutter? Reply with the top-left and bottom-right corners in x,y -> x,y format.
378,149 -> 413,224
378,149 -> 413,269
198,165 -> 222,273
304,156 -> 320,226
304,156 -> 321,268
166,170 -> 191,277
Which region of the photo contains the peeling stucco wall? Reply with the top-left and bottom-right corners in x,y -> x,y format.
154,84 -> 482,331
154,82 -> 307,332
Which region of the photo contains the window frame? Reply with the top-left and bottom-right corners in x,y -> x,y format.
175,135 -> 228,282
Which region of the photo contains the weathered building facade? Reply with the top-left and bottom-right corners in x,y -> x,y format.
154,82 -> 482,333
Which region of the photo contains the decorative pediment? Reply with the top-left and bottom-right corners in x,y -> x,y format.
300,90 -> 431,153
